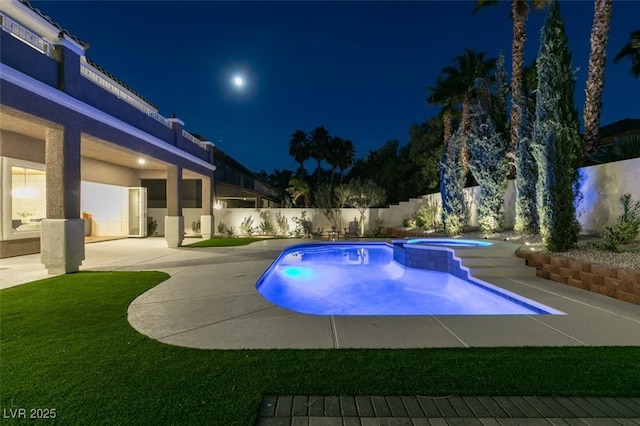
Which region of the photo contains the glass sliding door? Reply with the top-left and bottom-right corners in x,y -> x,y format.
128,187 -> 147,237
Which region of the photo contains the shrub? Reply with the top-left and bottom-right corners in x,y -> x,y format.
191,219 -> 201,234
258,211 -> 274,235
402,218 -> 417,228
413,198 -> 441,231
240,216 -> 255,236
259,220 -> 273,234
600,194 -> 640,251
217,222 -> 226,235
372,218 -> 386,237
147,217 -> 158,236
226,226 -> 235,237
275,211 -> 289,236
290,211 -> 309,237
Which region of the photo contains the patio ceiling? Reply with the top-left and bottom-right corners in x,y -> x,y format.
1,109 -> 204,179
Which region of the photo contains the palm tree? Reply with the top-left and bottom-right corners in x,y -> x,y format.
335,138 -> 355,186
582,0 -> 613,155
614,29 -> 640,77
325,136 -> 343,187
308,126 -> 331,188
325,136 -> 355,187
473,0 -> 549,150
432,49 -> 496,171
426,76 -> 458,148
474,0 -> 549,153
288,130 -> 310,178
286,177 -> 311,208
267,168 -> 293,206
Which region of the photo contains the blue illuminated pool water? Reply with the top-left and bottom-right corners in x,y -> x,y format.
404,238 -> 493,247
256,243 -> 562,316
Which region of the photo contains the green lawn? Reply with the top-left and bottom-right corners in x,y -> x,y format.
1,272 -> 639,425
183,236 -> 288,247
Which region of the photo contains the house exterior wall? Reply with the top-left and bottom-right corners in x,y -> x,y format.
81,157 -> 139,187
0,28 -> 57,87
0,130 -> 45,163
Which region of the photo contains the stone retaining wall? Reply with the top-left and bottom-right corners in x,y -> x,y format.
516,249 -> 640,305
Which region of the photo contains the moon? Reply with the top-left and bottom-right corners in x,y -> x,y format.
233,75 -> 245,88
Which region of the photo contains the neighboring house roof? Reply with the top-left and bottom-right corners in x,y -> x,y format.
19,0 -> 88,48
213,147 -> 260,178
598,117 -> 640,140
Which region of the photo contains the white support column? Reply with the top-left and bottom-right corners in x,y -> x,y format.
41,219 -> 85,274
165,164 -> 183,247
200,215 -> 213,239
164,216 -> 184,247
41,125 -> 84,274
200,174 -> 214,239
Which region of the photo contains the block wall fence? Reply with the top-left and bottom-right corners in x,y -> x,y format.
203,158 -> 639,238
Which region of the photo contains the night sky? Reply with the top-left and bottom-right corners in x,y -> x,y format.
29,1 -> 640,174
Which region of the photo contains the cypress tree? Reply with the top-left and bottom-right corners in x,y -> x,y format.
513,85 -> 538,234
468,76 -> 510,234
492,52 -> 510,140
439,129 -> 467,236
532,0 -> 582,251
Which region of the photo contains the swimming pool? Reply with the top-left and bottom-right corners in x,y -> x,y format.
256,242 -> 563,316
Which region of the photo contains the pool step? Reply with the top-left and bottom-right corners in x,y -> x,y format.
465,265 -> 535,278
457,256 -> 526,268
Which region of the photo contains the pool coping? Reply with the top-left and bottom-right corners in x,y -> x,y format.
126,238 -> 640,349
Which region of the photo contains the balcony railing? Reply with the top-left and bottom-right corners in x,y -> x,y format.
0,12 -> 51,56
80,58 -> 171,128
80,60 -> 210,152
182,130 -> 210,149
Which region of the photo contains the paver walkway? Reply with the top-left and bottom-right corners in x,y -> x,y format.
256,395 -> 640,425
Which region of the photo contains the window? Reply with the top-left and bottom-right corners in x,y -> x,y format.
141,179 -> 166,208
141,179 -> 202,208
10,166 -> 46,234
183,180 -> 202,208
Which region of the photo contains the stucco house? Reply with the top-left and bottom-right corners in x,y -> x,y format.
1,0 -> 229,272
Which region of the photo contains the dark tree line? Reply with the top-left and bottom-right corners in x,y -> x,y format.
348,117 -> 443,205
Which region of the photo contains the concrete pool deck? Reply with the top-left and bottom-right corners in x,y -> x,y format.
4,237 -> 637,349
